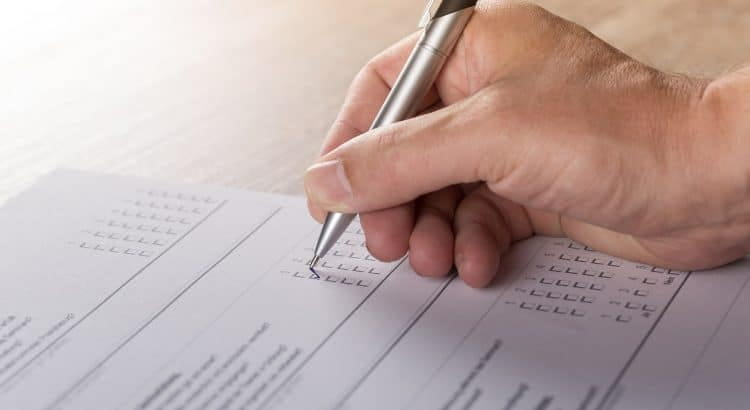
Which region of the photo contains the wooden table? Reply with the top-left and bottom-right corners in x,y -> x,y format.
2,0 -> 748,204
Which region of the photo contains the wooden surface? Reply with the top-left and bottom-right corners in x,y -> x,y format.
1,0 -> 749,204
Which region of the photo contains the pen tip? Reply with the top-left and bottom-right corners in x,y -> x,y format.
309,255 -> 320,269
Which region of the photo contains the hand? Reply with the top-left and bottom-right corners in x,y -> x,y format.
304,1 -> 750,287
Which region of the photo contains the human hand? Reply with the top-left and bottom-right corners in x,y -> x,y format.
305,1 -> 750,287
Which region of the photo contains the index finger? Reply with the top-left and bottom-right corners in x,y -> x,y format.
309,32 -> 439,222
320,32 -> 440,155
309,33 -> 441,263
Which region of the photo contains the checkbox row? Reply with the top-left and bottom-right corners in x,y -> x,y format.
314,261 -> 384,274
292,272 -> 371,287
539,278 -> 604,291
549,266 -> 613,278
528,290 -> 595,303
79,242 -> 153,257
520,302 -> 585,317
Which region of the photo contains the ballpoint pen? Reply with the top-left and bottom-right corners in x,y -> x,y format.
310,0 -> 478,269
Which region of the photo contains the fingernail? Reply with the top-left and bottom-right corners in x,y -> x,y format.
305,159 -> 353,212
455,253 -> 465,273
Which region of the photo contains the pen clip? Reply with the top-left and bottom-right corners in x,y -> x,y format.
418,0 -> 441,28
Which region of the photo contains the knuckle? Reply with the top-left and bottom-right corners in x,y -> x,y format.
356,125 -> 406,192
373,125 -> 401,153
348,60 -> 381,96
491,1 -> 548,25
466,88 -> 519,183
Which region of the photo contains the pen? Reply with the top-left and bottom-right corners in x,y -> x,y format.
310,0 -> 478,269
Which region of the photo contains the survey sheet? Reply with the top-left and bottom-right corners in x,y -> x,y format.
1,170 -> 749,410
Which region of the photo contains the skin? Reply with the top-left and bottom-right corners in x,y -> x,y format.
304,1 -> 750,288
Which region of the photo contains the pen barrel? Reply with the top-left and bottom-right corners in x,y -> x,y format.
370,6 -> 474,130
314,212 -> 356,258
313,6 -> 474,262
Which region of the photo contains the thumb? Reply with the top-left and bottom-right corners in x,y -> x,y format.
304,92 -> 517,214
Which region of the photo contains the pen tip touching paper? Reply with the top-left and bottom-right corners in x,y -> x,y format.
309,255 -> 320,270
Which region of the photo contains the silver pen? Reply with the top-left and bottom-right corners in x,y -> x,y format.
310,0 -> 478,269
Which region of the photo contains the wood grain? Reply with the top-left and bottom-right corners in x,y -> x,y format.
1,0 -> 748,204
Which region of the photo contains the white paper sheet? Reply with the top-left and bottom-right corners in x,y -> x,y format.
1,170 -> 748,410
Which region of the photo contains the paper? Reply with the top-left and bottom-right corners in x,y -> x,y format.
1,170 -> 749,410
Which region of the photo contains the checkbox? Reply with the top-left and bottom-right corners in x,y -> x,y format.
547,292 -> 562,299
530,290 -> 545,297
554,306 -> 569,314
625,302 -> 641,310
564,294 -> 579,302
590,283 -> 604,291
634,289 -> 649,297
571,309 -> 585,317
582,270 -> 596,276
573,281 -> 588,289
616,315 -> 632,323
643,278 -> 658,285
643,304 -> 657,312
556,279 -> 571,287
540,278 -> 555,285
537,305 -> 552,312
599,271 -> 614,278
520,302 -> 536,310
581,296 -> 595,303
550,265 -> 564,272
